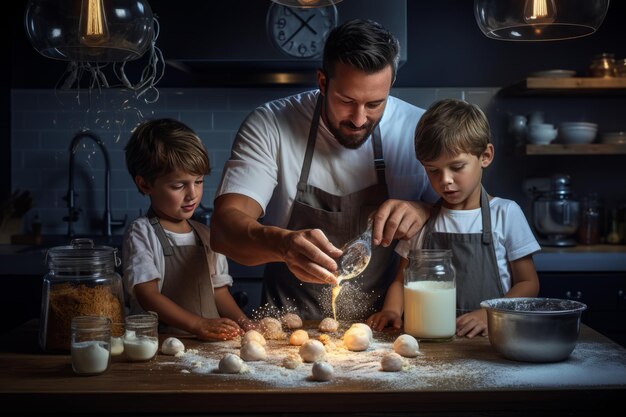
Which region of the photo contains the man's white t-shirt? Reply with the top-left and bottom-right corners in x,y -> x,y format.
216,90 -> 439,227
395,197 -> 541,293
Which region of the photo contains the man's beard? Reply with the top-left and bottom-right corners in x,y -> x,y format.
323,99 -> 378,150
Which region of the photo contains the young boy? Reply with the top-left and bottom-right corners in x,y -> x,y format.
367,99 -> 540,338
123,118 -> 254,340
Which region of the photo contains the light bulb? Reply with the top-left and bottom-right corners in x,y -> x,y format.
523,0 -> 557,25
79,0 -> 110,46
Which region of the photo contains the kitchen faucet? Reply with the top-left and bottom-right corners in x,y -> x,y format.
65,130 -> 126,238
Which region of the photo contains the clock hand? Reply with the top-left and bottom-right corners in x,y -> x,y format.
280,15 -> 317,48
290,13 -> 318,35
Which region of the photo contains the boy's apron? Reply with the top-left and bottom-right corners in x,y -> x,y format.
262,96 -> 398,320
422,187 -> 504,314
148,210 -> 220,334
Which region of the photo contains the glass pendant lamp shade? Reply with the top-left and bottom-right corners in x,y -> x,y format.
270,0 -> 343,8
25,0 -> 154,62
475,0 -> 611,41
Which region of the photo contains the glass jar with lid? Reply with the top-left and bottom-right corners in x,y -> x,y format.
403,249 -> 456,341
589,53 -> 617,77
39,238 -> 125,352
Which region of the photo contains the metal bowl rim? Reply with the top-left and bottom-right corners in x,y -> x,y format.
480,297 -> 587,315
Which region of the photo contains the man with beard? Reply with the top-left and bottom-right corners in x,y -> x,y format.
211,19 -> 438,320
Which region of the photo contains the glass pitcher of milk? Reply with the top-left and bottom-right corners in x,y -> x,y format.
403,249 -> 456,341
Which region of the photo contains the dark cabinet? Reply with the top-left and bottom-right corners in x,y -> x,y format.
539,272 -> 626,347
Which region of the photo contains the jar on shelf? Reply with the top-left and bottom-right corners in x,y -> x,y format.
403,249 -> 456,341
617,58 -> 626,77
577,194 -> 601,245
123,312 -> 159,361
39,239 -> 125,352
70,315 -> 111,376
589,53 -> 617,78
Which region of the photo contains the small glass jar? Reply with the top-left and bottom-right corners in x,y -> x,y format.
40,239 -> 125,352
589,53 -> 616,77
71,316 -> 111,376
403,249 -> 456,341
577,194 -> 601,245
617,58 -> 626,78
123,312 -> 159,361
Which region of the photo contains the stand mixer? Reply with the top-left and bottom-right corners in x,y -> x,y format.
533,174 -> 581,247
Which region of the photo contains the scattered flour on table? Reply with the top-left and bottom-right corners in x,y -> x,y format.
161,331 -> 626,389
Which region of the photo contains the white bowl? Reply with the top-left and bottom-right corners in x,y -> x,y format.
560,122 -> 598,129
527,126 -> 557,144
559,125 -> 597,144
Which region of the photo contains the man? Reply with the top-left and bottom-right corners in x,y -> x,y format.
211,19 -> 438,319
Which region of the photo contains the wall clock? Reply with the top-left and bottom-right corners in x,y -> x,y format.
266,3 -> 338,59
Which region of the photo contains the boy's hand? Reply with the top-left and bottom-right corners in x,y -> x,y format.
456,309 -> 488,338
195,318 -> 244,341
366,310 -> 402,331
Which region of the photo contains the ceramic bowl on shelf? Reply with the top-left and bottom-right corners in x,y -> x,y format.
559,122 -> 598,144
527,123 -> 557,144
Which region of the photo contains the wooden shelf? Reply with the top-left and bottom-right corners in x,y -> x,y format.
498,80 -> 626,97
527,77 -> 626,89
525,143 -> 626,155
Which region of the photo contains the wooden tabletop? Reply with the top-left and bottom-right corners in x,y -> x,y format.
1,321 -> 625,416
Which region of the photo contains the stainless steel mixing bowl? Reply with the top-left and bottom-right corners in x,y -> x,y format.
480,298 -> 587,363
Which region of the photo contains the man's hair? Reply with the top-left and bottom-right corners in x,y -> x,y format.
414,99 -> 491,163
322,19 -> 400,82
125,118 -> 210,193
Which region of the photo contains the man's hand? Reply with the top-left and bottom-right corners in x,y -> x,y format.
279,228 -> 342,285
371,200 -> 431,247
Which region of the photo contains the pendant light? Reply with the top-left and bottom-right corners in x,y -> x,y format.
24,0 -> 163,102
475,0 -> 611,41
270,0 -> 343,8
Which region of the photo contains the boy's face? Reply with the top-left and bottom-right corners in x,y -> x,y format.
136,169 -> 204,227
421,145 -> 494,210
317,62 -> 392,150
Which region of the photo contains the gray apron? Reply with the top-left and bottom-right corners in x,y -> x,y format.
262,95 -> 398,320
148,210 -> 220,334
422,187 -> 504,314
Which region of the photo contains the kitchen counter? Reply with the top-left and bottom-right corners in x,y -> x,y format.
1,321 -> 625,416
1,240 -> 625,276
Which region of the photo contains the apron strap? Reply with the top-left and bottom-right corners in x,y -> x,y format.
372,125 -> 386,185
480,186 -> 492,245
297,94 -> 323,193
147,207 -> 175,256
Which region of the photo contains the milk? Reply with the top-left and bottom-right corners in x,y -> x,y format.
404,280 -> 456,340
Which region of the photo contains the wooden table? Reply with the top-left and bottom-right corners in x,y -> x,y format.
1,321 -> 625,416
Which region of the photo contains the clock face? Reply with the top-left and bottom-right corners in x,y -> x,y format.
266,3 -> 338,59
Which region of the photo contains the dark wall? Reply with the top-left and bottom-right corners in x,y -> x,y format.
10,0 -> 626,89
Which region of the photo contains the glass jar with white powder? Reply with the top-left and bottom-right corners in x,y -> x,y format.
124,312 -> 159,361
71,316 -> 111,376
403,249 -> 456,341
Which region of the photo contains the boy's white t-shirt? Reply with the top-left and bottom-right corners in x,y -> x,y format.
122,217 -> 233,314
395,197 -> 541,293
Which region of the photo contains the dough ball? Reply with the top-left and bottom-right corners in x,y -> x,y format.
311,361 -> 334,382
349,323 -> 373,342
282,354 -> 303,370
218,353 -> 247,374
318,317 -> 339,333
299,339 -> 326,363
241,329 -> 266,346
393,334 -> 420,358
161,337 -> 185,355
281,313 -> 303,329
289,329 -> 310,346
381,352 -> 404,372
260,317 -> 286,340
240,340 -> 267,361
343,326 -> 371,352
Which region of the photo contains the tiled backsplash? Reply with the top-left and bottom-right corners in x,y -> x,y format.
10,87 -> 498,236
